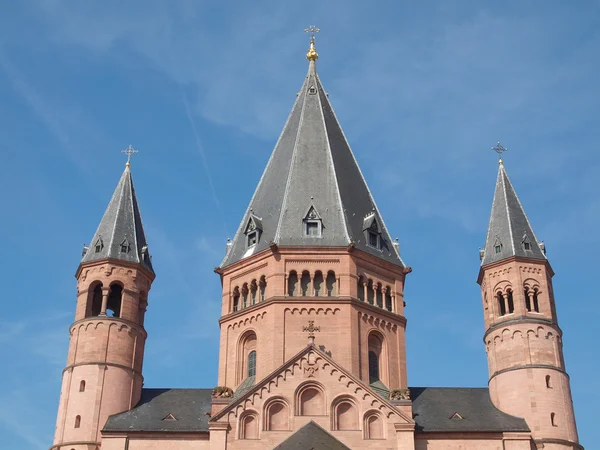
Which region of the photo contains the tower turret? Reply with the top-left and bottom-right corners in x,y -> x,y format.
478,155 -> 580,449
52,155 -> 155,450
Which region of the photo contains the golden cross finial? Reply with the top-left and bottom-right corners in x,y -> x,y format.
122,144 -> 139,167
305,25 -> 320,61
491,141 -> 507,164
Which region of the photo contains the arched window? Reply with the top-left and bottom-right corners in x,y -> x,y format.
238,331 -> 257,383
288,271 -> 298,296
551,412 -> 557,427
326,271 -> 336,296
368,351 -> 379,383
241,283 -> 249,309
106,284 -> 123,318
507,290 -> 514,314
250,279 -> 258,305
357,276 -> 365,302
74,415 -> 81,428
376,283 -> 383,308
546,375 -> 552,389
385,287 -> 393,312
297,383 -> 325,416
264,398 -> 289,431
233,286 -> 240,312
368,332 -> 385,385
301,271 -> 311,296
314,271 -> 324,296
239,411 -> 259,439
79,380 -> 86,392
533,289 -> 540,312
247,351 -> 256,377
367,279 -> 374,304
89,283 -> 103,317
259,276 -> 267,301
497,292 -> 506,316
332,397 -> 358,431
364,411 -> 383,439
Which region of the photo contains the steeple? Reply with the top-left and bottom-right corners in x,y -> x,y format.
481,161 -> 546,266
81,161 -> 153,273
221,39 -> 403,269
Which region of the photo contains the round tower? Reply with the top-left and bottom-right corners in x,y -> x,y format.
478,158 -> 580,450
52,159 -> 155,450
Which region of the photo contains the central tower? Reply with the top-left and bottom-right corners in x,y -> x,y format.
215,35 -> 411,401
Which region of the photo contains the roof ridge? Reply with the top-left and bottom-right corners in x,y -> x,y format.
500,165 -> 516,256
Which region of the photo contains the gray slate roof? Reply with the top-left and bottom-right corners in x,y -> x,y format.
410,387 -> 529,433
481,162 -> 546,266
273,421 -> 351,450
103,387 -> 528,435
221,60 -> 404,268
81,164 -> 154,273
103,388 -> 212,432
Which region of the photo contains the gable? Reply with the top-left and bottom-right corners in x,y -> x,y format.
210,345 -> 412,446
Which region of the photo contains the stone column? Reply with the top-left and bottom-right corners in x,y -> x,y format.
99,287 -> 110,315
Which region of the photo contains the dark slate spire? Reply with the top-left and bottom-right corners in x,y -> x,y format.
481,162 -> 546,266
221,56 -> 404,268
81,163 -> 154,273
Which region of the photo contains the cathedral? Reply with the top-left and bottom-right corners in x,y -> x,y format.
50,35 -> 582,450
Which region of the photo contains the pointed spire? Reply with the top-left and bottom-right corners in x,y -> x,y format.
221,36 -> 403,268
481,161 -> 546,266
81,162 -> 154,273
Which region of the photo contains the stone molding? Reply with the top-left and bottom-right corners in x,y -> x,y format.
489,364 -> 569,382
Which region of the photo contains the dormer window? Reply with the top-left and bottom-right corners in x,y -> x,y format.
303,206 -> 322,238
120,238 -> 130,254
524,242 -> 531,250
244,214 -> 263,248
94,238 -> 104,253
495,245 -> 501,254
363,213 -> 381,250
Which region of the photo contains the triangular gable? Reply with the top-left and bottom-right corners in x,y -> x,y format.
210,343 -> 413,424
274,420 -> 351,450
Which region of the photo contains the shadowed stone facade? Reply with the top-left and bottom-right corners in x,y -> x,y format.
51,41 -> 582,450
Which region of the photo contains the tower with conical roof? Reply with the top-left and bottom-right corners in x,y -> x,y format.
478,152 -> 580,449
215,31 -> 411,408
52,153 -> 155,450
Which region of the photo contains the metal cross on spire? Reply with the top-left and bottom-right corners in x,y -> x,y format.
491,142 -> 508,163
122,144 -> 139,167
305,25 -> 320,43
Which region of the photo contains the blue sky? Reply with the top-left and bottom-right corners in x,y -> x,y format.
0,1 -> 598,447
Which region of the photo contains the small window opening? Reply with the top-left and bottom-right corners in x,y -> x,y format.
385,287 -> 393,312
74,415 -> 81,428
106,284 -> 123,318
507,290 -> 514,314
94,238 -> 103,253
551,412 -> 557,427
524,288 -> 531,312
90,283 -> 103,317
120,238 -> 130,254
247,350 -> 256,377
368,351 -> 380,383
250,279 -> 258,305
233,287 -> 240,312
497,291 -> 506,316
301,271 -> 311,296
495,245 -> 501,254
326,271 -> 336,297
524,242 -> 531,250
242,283 -> 249,309
546,375 -> 552,389
357,277 -> 365,302
533,289 -> 540,312
79,380 -> 86,392
368,231 -> 379,248
376,283 -> 383,308
306,221 -> 320,237
314,271 -> 323,296
367,279 -> 374,305
247,231 -> 258,247
288,271 -> 298,296
259,276 -> 266,301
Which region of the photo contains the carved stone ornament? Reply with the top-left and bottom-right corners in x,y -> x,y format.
211,386 -> 233,398
390,388 -> 411,401
304,365 -> 318,378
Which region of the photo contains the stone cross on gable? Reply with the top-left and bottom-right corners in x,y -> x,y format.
303,320 -> 320,345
